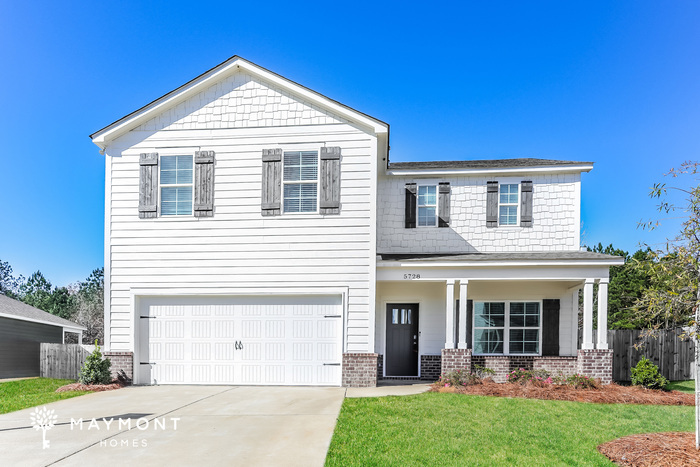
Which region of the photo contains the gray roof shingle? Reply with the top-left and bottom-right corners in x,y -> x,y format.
388,158 -> 593,171
0,294 -> 86,329
379,251 -> 623,262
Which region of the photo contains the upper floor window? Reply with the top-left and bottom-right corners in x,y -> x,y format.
499,183 -> 519,225
283,151 -> 318,213
417,185 -> 437,226
160,155 -> 193,216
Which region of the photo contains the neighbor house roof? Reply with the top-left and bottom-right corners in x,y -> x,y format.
378,251 -> 624,266
90,55 -> 389,148
386,158 -> 594,175
0,294 -> 86,330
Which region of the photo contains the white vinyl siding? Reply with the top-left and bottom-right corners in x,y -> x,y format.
498,183 -> 518,226
417,185 -> 437,227
283,151 -> 318,213
160,155 -> 193,216
106,120 -> 375,352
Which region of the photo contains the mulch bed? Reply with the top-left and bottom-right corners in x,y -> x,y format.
430,380 -> 694,406
598,432 -> 699,466
55,382 -> 125,393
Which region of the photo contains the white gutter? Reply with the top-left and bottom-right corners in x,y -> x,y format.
377,259 -> 625,268
386,165 -> 594,176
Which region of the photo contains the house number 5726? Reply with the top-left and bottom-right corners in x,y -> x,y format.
403,274 -> 420,280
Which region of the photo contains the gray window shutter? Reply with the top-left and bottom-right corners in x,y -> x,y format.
405,183 -> 417,228
520,180 -> 533,227
542,299 -> 560,356
139,153 -> 158,219
486,181 -> 498,228
261,148 -> 282,216
319,146 -> 341,215
438,182 -> 451,227
194,151 -> 215,218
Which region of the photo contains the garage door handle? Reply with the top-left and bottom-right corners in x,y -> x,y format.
323,363 -> 341,366
235,341 -> 243,350
324,315 -> 342,318
140,362 -> 156,365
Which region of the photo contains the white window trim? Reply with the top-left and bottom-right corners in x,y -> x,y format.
416,184 -> 438,228
472,299 -> 542,356
159,154 -> 194,217
282,147 -> 321,215
498,181 -> 520,227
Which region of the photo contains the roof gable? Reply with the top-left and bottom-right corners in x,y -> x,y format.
91,56 -> 388,148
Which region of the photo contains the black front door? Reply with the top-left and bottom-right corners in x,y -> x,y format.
385,304 -> 419,376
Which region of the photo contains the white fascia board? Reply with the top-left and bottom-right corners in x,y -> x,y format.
91,58 -> 387,148
386,165 -> 594,177
0,312 -> 87,331
377,259 -> 625,268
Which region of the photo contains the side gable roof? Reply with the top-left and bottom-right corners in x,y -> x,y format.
90,55 -> 389,148
386,158 -> 594,175
0,294 -> 86,330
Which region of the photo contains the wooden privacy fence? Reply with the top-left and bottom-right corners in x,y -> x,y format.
40,344 -> 94,380
579,329 -> 696,382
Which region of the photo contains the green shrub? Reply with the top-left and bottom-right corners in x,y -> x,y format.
473,364 -> 495,379
565,374 -> 598,389
78,341 -> 112,385
506,368 -> 552,385
631,357 -> 668,390
438,369 -> 488,387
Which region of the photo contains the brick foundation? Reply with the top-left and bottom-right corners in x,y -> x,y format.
103,351 -> 133,383
469,355 -> 582,382
577,349 -> 613,384
534,356 -> 578,376
420,355 -> 442,381
342,353 -> 378,387
440,349 -> 472,375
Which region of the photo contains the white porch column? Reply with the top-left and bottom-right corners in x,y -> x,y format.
78,331 -> 83,345
458,280 -> 468,349
597,279 -> 609,349
445,280 -> 455,349
582,279 -> 595,349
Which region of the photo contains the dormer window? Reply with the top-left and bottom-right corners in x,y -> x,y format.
417,185 -> 437,227
499,183 -> 519,225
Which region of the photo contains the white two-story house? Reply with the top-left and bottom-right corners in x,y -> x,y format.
90,56 -> 622,387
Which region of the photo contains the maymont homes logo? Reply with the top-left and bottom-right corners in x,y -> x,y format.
29,406 -> 179,449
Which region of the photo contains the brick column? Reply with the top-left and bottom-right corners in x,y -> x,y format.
577,349 -> 613,384
342,353 -> 378,387
440,349 -> 472,375
103,351 -> 133,383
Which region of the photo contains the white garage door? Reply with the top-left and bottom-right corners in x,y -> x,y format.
137,295 -> 343,386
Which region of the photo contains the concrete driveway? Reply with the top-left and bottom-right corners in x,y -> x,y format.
0,385 -> 346,467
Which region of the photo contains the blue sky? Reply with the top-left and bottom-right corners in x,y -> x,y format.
1,1 -> 698,286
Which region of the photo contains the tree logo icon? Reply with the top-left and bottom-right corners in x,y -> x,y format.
30,406 -> 58,449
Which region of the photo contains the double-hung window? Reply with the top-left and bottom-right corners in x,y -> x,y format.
473,301 -> 541,355
499,183 -> 519,225
283,151 -> 318,213
160,155 -> 193,216
417,185 -> 437,227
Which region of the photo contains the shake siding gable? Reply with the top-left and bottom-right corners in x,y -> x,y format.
104,74 -> 377,352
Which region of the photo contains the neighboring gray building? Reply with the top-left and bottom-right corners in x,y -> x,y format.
0,294 -> 85,378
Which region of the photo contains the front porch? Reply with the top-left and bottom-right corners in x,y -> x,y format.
375,252 -> 623,384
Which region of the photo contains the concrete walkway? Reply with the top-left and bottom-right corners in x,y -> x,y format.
345,383 -> 431,398
0,385 -> 345,467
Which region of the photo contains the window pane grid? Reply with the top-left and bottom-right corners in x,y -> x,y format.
498,183 -> 518,225
160,155 -> 193,216
283,151 -> 318,213
473,301 -> 540,355
417,186 -> 437,227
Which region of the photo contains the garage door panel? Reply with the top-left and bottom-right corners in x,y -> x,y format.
139,295 -> 343,386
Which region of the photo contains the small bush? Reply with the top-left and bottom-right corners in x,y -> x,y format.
631,357 -> 668,390
565,374 -> 598,389
438,368 -> 489,387
507,368 -> 552,385
78,341 -> 112,385
473,364 -> 495,379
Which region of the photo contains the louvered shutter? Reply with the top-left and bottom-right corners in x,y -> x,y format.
405,183 -> 417,228
466,299 -> 473,349
261,148 -> 282,216
438,182 -> 451,227
520,180 -> 533,227
319,146 -> 341,215
139,153 -> 159,219
542,299 -> 560,356
194,151 -> 215,217
486,181 -> 498,228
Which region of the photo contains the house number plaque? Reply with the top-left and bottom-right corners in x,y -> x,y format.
403,273 -> 420,280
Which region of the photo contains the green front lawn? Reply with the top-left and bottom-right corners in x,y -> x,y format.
667,380 -> 696,393
0,378 -> 90,414
326,392 -> 694,466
